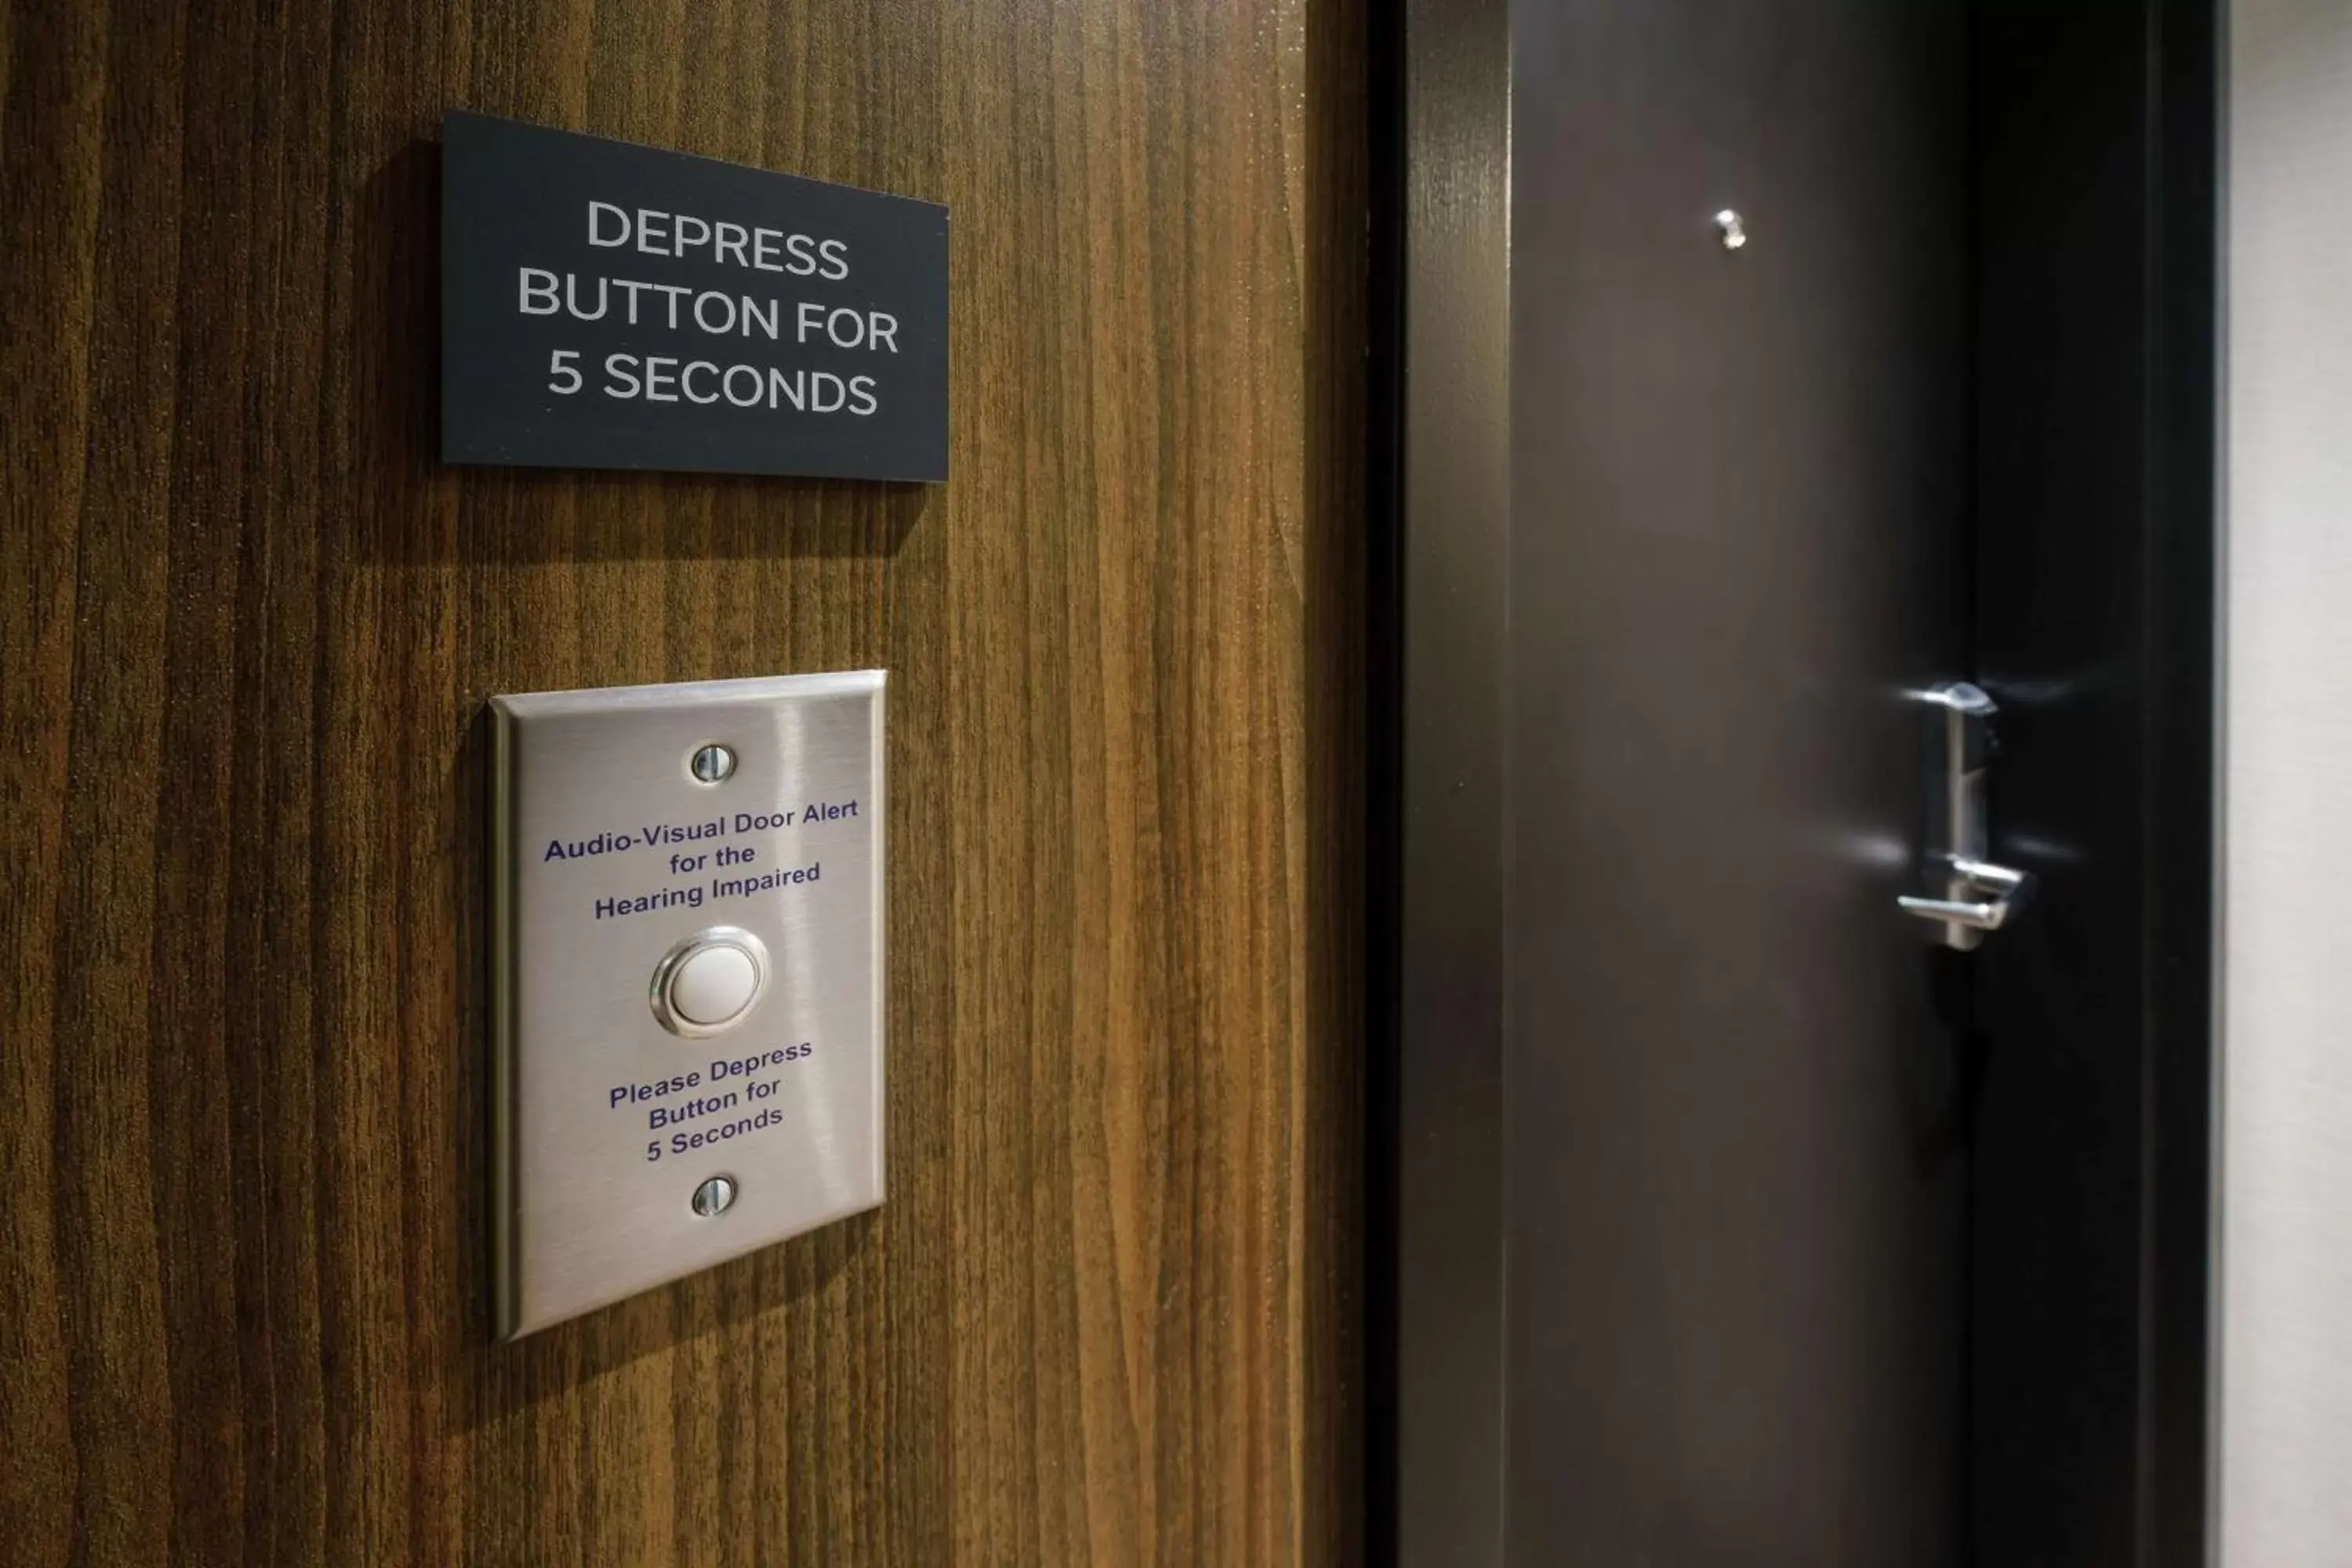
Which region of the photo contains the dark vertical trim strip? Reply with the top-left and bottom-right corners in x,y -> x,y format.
1388,0 -> 1512,1562
2141,0 -> 2220,1561
1363,0 -> 1405,1553
1969,0 -> 2220,1560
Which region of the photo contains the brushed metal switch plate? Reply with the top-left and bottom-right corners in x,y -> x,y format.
489,671 -> 886,1338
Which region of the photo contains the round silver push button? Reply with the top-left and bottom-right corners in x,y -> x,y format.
649,927 -> 770,1037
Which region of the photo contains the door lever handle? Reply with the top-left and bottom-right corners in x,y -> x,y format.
1899,856 -> 2034,932
1903,683 -> 2030,950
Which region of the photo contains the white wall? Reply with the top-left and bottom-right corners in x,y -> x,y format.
2223,4 -> 2352,1562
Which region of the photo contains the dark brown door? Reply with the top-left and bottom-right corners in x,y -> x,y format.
1381,0 -> 2223,1555
1501,4 -> 1969,1560
1391,1 -> 2219,1563
1389,1 -> 1972,1560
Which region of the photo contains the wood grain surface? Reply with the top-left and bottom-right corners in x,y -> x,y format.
0,0 -> 1366,1561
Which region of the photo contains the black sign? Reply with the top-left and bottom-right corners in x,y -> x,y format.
441,111 -> 948,482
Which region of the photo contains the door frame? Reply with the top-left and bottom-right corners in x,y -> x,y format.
1365,0 -> 2221,1561
1367,0 -> 1511,1560
1964,2 -> 2220,1562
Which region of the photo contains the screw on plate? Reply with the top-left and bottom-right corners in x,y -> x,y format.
691,1175 -> 737,1218
690,743 -> 737,784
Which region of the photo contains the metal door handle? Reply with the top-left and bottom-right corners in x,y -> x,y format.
1899,855 -> 2034,932
1903,683 -> 2031,950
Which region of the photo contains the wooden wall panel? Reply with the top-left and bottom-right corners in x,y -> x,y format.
0,0 -> 1365,1561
